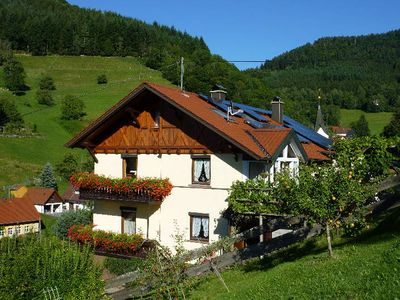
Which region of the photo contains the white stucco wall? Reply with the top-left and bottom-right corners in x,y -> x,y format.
94,154 -> 123,178
92,153 -> 243,250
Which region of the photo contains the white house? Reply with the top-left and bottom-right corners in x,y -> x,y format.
66,82 -> 331,250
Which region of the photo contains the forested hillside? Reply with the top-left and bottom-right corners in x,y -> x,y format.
0,0 -> 268,105
248,30 -> 400,114
0,0 -> 399,127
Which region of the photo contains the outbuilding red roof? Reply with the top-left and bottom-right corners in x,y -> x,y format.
62,184 -> 81,202
0,198 -> 40,225
24,188 -> 63,206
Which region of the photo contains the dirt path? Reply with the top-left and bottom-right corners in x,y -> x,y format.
93,254 -> 116,281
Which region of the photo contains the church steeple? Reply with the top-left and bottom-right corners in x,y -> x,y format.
315,103 -> 325,131
314,91 -> 329,138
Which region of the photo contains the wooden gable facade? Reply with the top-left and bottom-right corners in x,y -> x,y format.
88,89 -> 236,155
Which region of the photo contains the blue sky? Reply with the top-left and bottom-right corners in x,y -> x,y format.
67,0 -> 400,70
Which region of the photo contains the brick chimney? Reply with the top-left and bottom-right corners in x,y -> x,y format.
210,84 -> 227,103
271,96 -> 283,123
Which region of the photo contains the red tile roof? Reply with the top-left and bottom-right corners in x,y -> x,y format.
249,128 -> 294,159
24,188 -> 63,206
62,184 -> 81,202
0,198 -> 40,225
66,81 -> 329,161
302,143 -> 331,161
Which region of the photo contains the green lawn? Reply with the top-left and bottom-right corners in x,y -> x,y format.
40,213 -> 57,236
340,109 -> 392,136
0,55 -> 171,188
189,207 -> 400,299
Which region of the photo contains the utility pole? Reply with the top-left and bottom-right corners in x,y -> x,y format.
180,57 -> 184,91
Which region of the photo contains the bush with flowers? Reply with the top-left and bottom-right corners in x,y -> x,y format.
70,172 -> 173,201
67,224 -> 145,256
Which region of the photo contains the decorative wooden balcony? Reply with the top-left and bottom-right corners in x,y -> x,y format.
70,173 -> 173,203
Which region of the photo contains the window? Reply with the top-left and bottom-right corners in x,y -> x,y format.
152,110 -> 160,128
249,162 -> 266,180
44,205 -> 51,213
190,213 -> 209,241
0,228 -> 3,237
24,225 -> 30,233
122,155 -> 137,178
121,207 -> 136,234
192,156 -> 210,184
7,228 -> 13,236
16,226 -> 21,235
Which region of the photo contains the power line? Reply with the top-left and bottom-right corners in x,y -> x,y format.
227,60 -> 268,63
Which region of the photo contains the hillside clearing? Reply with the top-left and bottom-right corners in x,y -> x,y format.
340,109 -> 392,135
0,55 -> 170,187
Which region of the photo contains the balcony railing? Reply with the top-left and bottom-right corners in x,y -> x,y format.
79,188 -> 156,203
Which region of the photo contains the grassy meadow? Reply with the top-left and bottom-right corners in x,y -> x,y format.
340,109 -> 392,136
189,207 -> 400,299
0,55 -> 170,188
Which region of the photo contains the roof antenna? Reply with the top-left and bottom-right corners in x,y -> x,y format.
180,57 -> 184,91
227,100 -> 243,122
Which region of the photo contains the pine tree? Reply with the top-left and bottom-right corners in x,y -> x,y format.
382,106 -> 400,137
40,162 -> 58,190
351,115 -> 370,137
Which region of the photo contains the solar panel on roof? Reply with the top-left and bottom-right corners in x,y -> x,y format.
245,119 -> 267,129
283,116 -> 332,148
297,134 -> 310,142
199,93 -> 230,112
200,93 -> 332,148
223,102 -> 332,148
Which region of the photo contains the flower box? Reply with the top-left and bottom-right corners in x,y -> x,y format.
68,224 -> 155,257
70,172 -> 173,202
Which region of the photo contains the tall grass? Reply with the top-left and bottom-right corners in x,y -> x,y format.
0,234 -> 104,299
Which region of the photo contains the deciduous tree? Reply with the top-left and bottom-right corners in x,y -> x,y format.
3,58 -> 26,92
60,95 -> 86,120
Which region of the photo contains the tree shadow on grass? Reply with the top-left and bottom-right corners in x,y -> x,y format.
13,84 -> 30,96
241,237 -> 326,273
349,206 -> 400,246
241,204 -> 400,274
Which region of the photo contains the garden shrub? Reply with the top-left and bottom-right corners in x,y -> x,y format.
39,75 -> 56,90
53,209 -> 92,239
97,74 -> 108,84
36,89 -> 55,106
60,95 -> 86,120
0,234 -> 103,299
